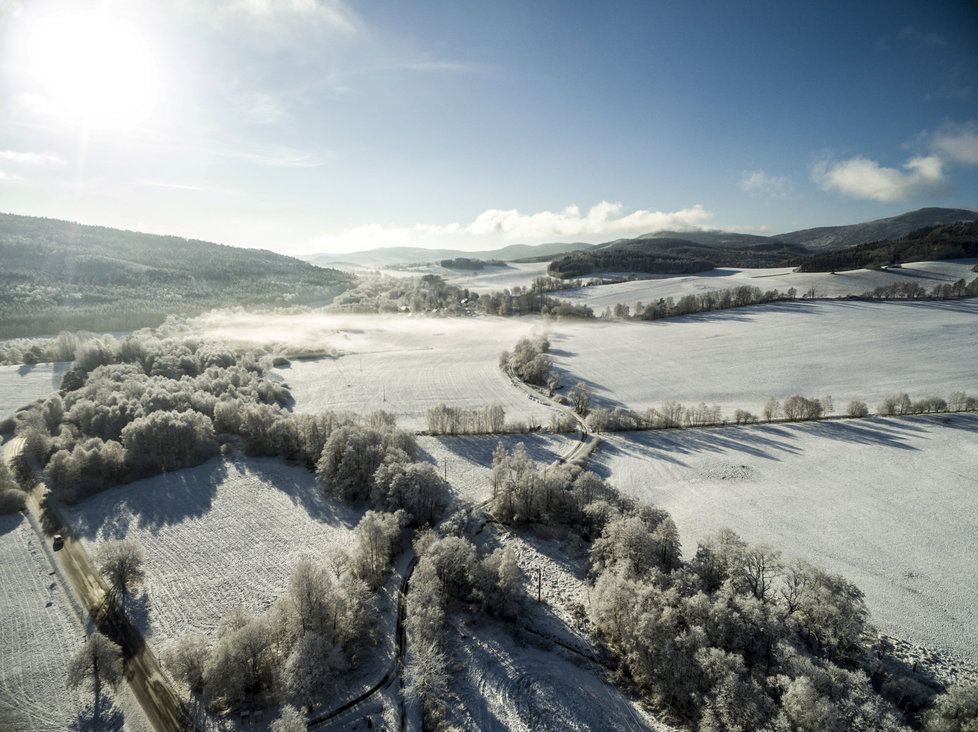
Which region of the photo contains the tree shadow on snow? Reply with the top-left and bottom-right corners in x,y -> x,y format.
67,459 -> 227,540
246,458 -> 360,529
0,512 -> 22,539
68,697 -> 125,731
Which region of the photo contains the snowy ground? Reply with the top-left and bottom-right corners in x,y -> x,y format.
555,259 -> 978,312
236,314 -> 558,430
375,261 -> 552,294
0,362 -> 70,420
447,615 -> 666,731
592,414 -> 978,664
61,457 -> 363,649
0,513 -> 90,730
0,513 -> 150,731
417,433 -> 577,503
548,299 -> 978,418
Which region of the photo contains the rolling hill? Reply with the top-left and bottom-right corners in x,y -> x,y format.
0,213 -> 352,337
777,207 -> 977,252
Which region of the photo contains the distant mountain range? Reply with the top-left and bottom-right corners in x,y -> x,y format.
302,207 -> 977,267
304,240 -> 591,268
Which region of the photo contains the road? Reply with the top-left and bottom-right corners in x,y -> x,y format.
5,437 -> 188,732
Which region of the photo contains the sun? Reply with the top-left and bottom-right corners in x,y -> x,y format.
23,9 -> 159,129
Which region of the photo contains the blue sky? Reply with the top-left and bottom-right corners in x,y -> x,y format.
1,0 -> 976,254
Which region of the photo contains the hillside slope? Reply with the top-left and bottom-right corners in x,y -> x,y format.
797,220 -> 978,272
778,207 -> 977,252
0,213 -> 351,337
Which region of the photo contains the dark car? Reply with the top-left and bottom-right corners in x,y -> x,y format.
53,534 -> 64,550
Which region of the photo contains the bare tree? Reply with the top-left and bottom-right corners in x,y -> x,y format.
96,539 -> 145,598
67,632 -> 123,724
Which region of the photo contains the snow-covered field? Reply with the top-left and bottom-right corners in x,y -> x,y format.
62,457 -> 362,648
417,433 -> 577,503
448,617 -> 664,732
0,362 -> 70,420
0,513 -> 90,731
202,313 -> 560,430
592,414 -> 978,664
556,259 -> 978,312
548,300 -> 978,417
441,262 -> 552,294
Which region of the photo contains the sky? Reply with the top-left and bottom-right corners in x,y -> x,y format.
0,0 -> 977,256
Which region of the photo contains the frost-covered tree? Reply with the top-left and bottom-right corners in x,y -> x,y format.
96,539 -> 145,598
67,632 -> 123,723
371,461 -> 450,526
316,424 -> 416,501
163,633 -> 209,695
350,510 -> 407,587
271,705 -> 307,732
926,684 -> 978,732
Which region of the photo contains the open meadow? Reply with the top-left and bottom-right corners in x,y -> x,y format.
548,299 -> 978,418
555,259 -> 978,312
592,414 -> 978,665
181,311 -> 557,430
61,457 -> 363,648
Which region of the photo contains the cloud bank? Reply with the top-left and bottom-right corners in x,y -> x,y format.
813,156 -> 945,202
813,120 -> 978,202
314,202 -> 714,252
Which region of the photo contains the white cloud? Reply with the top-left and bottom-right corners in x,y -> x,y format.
314,202 -> 715,252
138,179 -> 238,195
0,170 -> 23,183
739,170 -> 791,198
932,123 -> 978,165
813,155 -> 946,202
814,119 -> 978,202
194,0 -> 358,40
0,149 -> 67,168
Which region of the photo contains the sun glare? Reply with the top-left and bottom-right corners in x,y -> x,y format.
24,9 -> 159,129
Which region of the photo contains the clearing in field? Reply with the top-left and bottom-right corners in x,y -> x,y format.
592,414 -> 978,664
555,259 -> 978,312
0,362 -> 70,420
548,299 -> 978,418
61,457 -> 362,648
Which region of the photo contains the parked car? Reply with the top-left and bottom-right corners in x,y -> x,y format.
53,534 -> 64,550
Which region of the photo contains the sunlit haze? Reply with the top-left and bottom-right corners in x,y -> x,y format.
1,0 -> 977,255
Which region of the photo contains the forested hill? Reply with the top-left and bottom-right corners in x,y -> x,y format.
547,236 -> 807,278
777,207 -> 977,252
796,221 -> 978,273
0,213 -> 352,337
